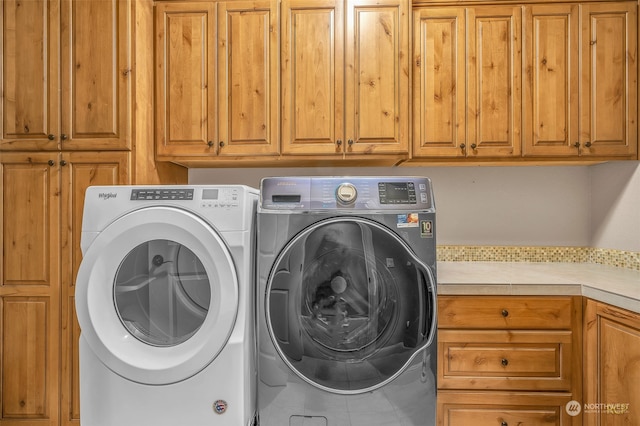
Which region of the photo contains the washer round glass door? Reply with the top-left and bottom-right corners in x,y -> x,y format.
76,206 -> 238,385
266,217 -> 436,393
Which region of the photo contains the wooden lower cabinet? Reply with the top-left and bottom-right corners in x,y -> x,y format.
438,392 -> 578,426
0,152 -> 129,426
437,296 -> 583,426
583,299 -> 640,426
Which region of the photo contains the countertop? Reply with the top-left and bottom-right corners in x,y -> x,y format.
437,262 -> 640,314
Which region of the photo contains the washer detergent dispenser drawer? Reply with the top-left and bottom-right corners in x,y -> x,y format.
267,217 -> 436,393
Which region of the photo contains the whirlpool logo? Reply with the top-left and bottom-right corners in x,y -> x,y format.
98,192 -> 118,200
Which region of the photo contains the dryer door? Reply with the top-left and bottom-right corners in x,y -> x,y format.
76,206 -> 238,385
266,217 -> 436,394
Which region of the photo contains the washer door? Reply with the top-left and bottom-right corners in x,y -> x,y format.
266,217 -> 436,394
76,206 -> 238,385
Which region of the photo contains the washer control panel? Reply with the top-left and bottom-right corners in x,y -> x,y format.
130,187 -> 240,209
260,177 -> 434,211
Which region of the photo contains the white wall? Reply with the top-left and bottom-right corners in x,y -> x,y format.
190,165 -> 596,247
590,161 -> 640,252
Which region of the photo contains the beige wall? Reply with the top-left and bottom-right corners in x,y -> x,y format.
190,165 -> 603,248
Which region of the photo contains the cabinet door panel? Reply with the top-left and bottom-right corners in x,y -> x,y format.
467,6 -> 521,157
59,152 -> 129,426
156,3 -> 216,158
281,0 -> 344,155
580,3 -> 637,157
413,7 -> 466,158
60,0 -> 130,150
584,300 -> 640,426
2,298 -> 53,419
1,0 -> 59,150
1,153 -> 60,426
218,0 -> 279,156
1,154 -> 59,286
523,4 -> 579,157
345,0 -> 409,154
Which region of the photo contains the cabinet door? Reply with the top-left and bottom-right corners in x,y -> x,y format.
0,153 -> 61,426
413,7 -> 466,158
217,0 -> 279,157
523,4 -> 579,157
281,0 -> 344,155
59,152 -> 129,426
580,2 -> 637,157
467,6 -> 522,158
584,300 -> 640,426
345,0 -> 409,155
1,0 -> 60,151
60,0 -> 131,151
155,2 -> 217,158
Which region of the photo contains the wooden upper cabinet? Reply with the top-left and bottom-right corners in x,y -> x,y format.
156,0 -> 278,160
344,0 -> 409,155
1,0 -> 130,152
281,0 -> 409,157
467,6 -> 522,158
524,2 -> 637,158
2,0 -> 59,150
155,2 -> 217,158
413,7 -> 466,158
523,4 -> 580,157
281,0 -> 344,155
580,2 -> 637,158
412,5 -> 521,159
217,0 -> 279,157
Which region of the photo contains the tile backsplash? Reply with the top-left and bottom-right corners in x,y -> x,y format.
437,246 -> 640,271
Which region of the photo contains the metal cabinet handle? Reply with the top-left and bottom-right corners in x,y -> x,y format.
460,143 -> 466,150
48,134 -> 55,140
501,422 -> 508,426
60,160 -> 67,166
48,160 -> 55,166
501,309 -> 509,317
219,141 -> 225,148
336,139 -> 342,146
60,134 -> 68,141
501,358 -> 509,366
585,141 -> 592,148
470,143 -> 477,150
207,141 -> 214,147
348,139 -> 354,146
574,142 -> 580,148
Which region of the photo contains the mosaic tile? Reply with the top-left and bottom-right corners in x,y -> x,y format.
437,246 -> 640,271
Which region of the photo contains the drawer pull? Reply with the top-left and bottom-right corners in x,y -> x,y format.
501,422 -> 508,426
501,358 -> 509,366
501,309 -> 509,317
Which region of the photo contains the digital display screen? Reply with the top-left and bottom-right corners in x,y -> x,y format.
383,183 -> 409,201
202,189 -> 219,200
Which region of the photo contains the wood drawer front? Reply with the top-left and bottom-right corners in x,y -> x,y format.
438,392 -> 581,426
438,296 -> 574,329
439,330 -> 573,391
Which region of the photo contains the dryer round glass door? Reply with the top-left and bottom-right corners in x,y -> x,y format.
265,217 -> 436,393
114,239 -> 211,347
76,206 -> 239,385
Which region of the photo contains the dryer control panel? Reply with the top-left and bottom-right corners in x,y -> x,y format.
260,177 -> 434,211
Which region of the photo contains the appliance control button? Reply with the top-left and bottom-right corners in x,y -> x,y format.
336,183 -> 357,205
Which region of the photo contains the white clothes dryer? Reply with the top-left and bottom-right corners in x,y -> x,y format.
75,185 -> 258,426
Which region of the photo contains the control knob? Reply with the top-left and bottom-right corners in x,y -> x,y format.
336,183 -> 357,205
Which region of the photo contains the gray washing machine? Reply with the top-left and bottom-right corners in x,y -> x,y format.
256,177 -> 437,426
